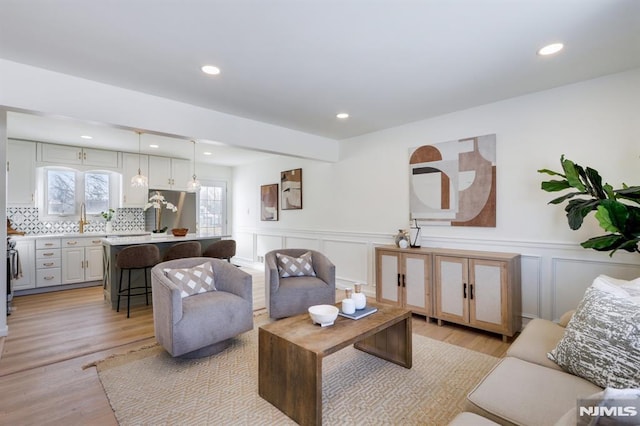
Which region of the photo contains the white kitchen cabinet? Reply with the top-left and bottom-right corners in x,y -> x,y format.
122,152 -> 149,207
36,238 -> 62,287
39,143 -> 119,168
375,247 -> 431,317
12,239 -> 35,290
433,250 -> 521,341
7,140 -> 36,206
148,155 -> 191,191
61,237 -> 104,284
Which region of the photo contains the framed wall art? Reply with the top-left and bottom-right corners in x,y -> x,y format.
260,184 -> 279,221
281,168 -> 302,210
409,134 -> 496,227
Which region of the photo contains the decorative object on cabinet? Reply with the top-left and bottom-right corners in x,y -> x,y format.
186,140 -> 201,192
260,184 -> 279,221
538,155 -> 640,256
131,131 -> 149,187
409,134 -> 496,227
409,219 -> 421,248
6,218 -> 25,236
280,168 -> 302,210
101,209 -> 115,234
394,229 -> 410,248
144,191 -> 178,233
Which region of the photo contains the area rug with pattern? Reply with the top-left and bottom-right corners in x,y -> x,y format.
92,316 -> 498,425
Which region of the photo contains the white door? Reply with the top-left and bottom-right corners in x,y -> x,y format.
404,253 -> 430,315
169,158 -> 192,191
62,247 -> 85,284
469,259 -> 507,332
377,251 -> 400,305
85,246 -> 104,281
7,140 -> 36,206
148,156 -> 172,190
435,256 -> 468,324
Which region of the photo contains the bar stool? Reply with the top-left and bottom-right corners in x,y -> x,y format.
162,241 -> 202,262
116,244 -> 160,318
202,239 -> 236,263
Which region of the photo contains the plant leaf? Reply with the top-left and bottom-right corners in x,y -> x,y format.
537,168 -> 566,178
585,167 -> 605,199
546,191 -> 583,205
565,199 -> 599,230
561,157 -> 586,192
541,180 -> 572,192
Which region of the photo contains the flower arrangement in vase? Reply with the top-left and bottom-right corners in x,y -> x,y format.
101,208 -> 115,234
144,191 -> 178,233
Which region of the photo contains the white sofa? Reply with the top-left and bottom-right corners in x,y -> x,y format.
452,274 -> 640,426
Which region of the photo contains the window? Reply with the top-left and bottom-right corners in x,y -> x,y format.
41,167 -> 118,218
198,181 -> 227,235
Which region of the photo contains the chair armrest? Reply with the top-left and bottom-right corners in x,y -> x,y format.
213,261 -> 253,303
265,253 -> 281,293
312,252 -> 336,289
558,309 -> 576,327
151,267 -> 183,325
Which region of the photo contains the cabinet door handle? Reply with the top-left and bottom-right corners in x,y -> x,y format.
397,273 -> 401,287
43,252 -> 54,256
44,276 -> 54,280
463,283 -> 467,299
66,241 -> 78,245
92,240 -> 101,244
402,274 -> 406,287
469,284 -> 474,300
85,260 -> 89,268
43,262 -> 54,267
78,151 -> 83,160
44,243 -> 54,246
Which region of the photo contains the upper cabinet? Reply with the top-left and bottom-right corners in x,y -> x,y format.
39,143 -> 119,169
7,140 -> 36,206
148,156 -> 191,191
122,152 -> 149,207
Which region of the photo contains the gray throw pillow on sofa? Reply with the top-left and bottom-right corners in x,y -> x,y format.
548,277 -> 640,389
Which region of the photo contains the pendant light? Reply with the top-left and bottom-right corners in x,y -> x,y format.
187,140 -> 201,192
131,131 -> 148,187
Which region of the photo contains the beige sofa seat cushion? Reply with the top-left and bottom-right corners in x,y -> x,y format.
506,318 -> 566,371
448,412 -> 499,425
466,357 -> 602,426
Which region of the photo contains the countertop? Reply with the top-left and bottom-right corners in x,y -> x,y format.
10,232 -> 151,240
102,233 -> 229,246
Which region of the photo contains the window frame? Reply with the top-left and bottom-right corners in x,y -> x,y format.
37,166 -> 120,221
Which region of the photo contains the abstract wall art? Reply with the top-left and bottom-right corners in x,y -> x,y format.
409,134 -> 496,227
260,184 -> 279,221
281,168 -> 302,210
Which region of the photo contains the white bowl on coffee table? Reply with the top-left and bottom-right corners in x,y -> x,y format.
308,304 -> 339,327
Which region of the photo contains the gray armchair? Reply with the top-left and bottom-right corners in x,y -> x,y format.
151,257 -> 253,358
265,249 -> 336,319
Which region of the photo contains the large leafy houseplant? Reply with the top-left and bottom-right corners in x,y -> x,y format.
538,155 -> 640,256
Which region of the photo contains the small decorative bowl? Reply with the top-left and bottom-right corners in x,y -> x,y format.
171,228 -> 189,237
308,304 -> 339,327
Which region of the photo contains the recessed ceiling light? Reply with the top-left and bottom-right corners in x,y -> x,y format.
203,151 -> 212,156
336,113 -> 349,119
201,65 -> 221,75
537,43 -> 564,56
149,144 -> 159,149
80,135 -> 93,139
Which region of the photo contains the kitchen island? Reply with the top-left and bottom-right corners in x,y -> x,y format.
102,233 -> 229,310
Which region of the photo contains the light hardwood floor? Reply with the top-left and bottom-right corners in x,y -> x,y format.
0,274 -> 510,424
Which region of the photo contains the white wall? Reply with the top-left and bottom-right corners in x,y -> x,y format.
233,68 -> 640,322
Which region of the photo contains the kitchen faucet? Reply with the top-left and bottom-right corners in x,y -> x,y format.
79,202 -> 87,233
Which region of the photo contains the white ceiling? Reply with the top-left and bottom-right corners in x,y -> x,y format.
1,0 -> 639,163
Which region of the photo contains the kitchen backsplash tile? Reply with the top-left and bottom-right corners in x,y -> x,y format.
7,207 -> 145,235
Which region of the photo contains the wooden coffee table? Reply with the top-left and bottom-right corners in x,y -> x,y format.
258,301 -> 412,425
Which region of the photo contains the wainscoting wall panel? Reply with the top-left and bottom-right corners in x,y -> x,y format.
235,227 -> 640,324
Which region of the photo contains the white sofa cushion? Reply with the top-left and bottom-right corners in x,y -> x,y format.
506,318 -> 566,371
